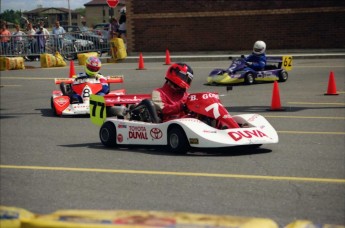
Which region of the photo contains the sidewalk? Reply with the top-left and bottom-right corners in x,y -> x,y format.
104,49 -> 345,63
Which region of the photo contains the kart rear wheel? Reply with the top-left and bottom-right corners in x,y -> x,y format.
244,73 -> 254,85
278,70 -> 288,82
100,122 -> 117,147
168,127 -> 189,154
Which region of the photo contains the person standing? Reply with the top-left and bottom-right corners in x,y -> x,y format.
36,26 -> 47,53
81,21 -> 89,31
12,24 -> 26,54
108,18 -> 119,40
118,12 -> 126,46
26,23 -> 37,54
0,23 -> 11,55
39,21 -> 50,40
118,12 -> 126,37
52,20 -> 66,52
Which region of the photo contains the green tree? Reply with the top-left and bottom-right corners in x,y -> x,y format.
74,8 -> 85,17
0,9 -> 22,24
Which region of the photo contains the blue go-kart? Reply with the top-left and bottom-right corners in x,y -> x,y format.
207,55 -> 292,85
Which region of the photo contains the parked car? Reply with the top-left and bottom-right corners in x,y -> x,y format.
92,23 -> 109,41
93,23 -> 109,31
63,26 -> 108,53
63,33 -> 94,52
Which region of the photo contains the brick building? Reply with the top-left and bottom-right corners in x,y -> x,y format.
124,0 -> 345,54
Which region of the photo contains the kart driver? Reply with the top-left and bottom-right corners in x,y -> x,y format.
70,56 -> 109,103
152,63 -> 194,122
242,40 -> 267,71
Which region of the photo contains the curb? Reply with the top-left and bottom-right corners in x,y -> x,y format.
101,53 -> 345,64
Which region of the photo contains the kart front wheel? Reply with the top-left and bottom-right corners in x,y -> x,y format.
278,70 -> 288,82
244,73 -> 254,85
168,127 -> 189,154
50,96 -> 58,116
100,122 -> 117,147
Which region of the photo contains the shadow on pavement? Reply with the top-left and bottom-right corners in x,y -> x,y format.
58,142 -> 272,157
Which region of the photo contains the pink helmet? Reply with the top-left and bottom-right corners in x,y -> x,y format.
85,56 -> 101,77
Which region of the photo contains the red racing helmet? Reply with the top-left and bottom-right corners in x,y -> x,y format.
165,63 -> 194,89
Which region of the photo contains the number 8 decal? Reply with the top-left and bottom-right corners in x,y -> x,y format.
83,88 -> 90,97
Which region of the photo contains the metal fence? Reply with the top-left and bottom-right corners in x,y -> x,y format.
0,31 -> 110,60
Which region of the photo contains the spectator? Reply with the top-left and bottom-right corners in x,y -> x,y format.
108,17 -> 119,40
39,21 -> 50,40
81,21 -> 89,31
0,23 -> 11,54
36,26 -> 47,53
12,24 -> 25,41
26,23 -> 37,54
12,24 -> 26,53
52,20 -> 66,52
118,12 -> 126,45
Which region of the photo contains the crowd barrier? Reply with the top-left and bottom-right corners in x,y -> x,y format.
0,31 -> 110,60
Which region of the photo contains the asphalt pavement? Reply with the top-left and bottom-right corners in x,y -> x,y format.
1,53 -> 344,227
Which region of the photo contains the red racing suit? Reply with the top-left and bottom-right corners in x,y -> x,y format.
152,82 -> 188,122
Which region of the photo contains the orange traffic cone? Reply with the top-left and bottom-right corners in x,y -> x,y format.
136,52 -> 146,70
324,71 -> 338,95
164,49 -> 171,65
268,81 -> 285,111
69,60 -> 76,78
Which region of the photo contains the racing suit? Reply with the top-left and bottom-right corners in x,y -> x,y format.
244,53 -> 266,71
70,72 -> 109,103
152,82 -> 188,122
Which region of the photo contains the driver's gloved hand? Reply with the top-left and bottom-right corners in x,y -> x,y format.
182,103 -> 189,113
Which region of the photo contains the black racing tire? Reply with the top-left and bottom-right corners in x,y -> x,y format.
168,126 -> 189,154
278,70 -> 288,82
62,44 -> 78,61
99,122 -> 117,147
50,96 -> 58,116
60,82 -> 68,95
244,73 -> 254,85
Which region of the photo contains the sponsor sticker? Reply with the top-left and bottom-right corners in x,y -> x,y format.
228,129 -> 269,141
189,138 -> 199,144
117,134 -> 123,143
129,126 -> 148,140
150,128 -> 163,139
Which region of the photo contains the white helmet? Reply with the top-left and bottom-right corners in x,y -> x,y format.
253,40 -> 266,54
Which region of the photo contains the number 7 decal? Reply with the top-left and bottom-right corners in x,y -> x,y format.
205,103 -> 220,119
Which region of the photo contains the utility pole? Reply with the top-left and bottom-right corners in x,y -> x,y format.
68,0 -> 71,26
